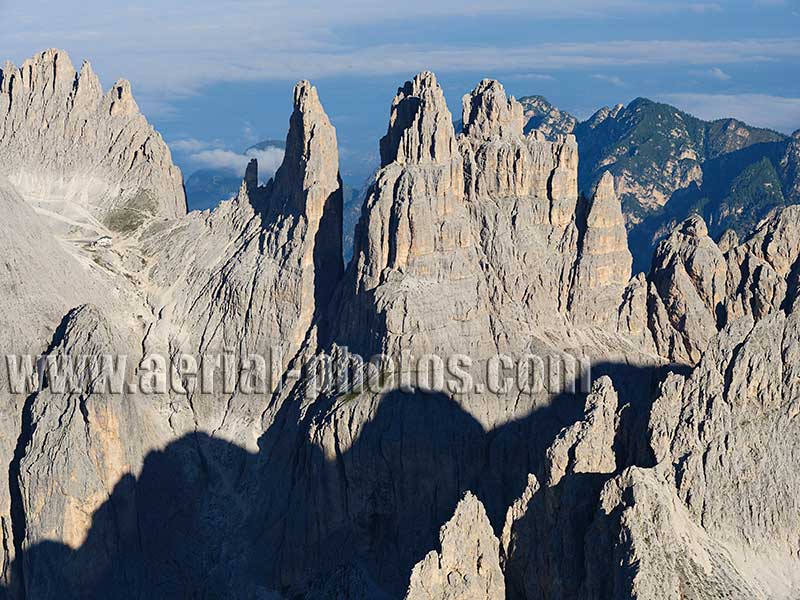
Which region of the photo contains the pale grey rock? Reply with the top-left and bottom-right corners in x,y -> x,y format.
380,71 -> 460,167
499,474 -> 540,560
647,214 -> 727,363
569,172 -> 633,328
722,205 -> 800,321
405,492 -> 504,600
3,70 -> 346,598
501,304 -> 800,599
717,228 -> 739,253
283,73 -> 656,597
616,273 -> 656,352
502,378 -> 620,600
645,310 -> 800,597
139,79 -> 343,442
0,176 -> 137,590
339,72 -> 648,372
461,79 -> 525,141
0,177 -> 96,361
644,208 -> 800,363
0,50 -> 185,238
584,467 -> 766,600
6,53 -> 800,600
573,306 -> 800,599
545,376 -> 618,487
14,305 -> 162,598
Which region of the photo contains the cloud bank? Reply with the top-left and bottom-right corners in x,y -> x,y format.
171,139 -> 285,178
1,1 -> 797,102
657,93 -> 800,134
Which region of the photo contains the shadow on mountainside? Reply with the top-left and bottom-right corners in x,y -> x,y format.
3,362 -> 674,599
628,139 -> 791,274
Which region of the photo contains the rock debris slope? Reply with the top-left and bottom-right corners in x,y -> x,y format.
1,49 -> 800,600
0,49 -> 185,238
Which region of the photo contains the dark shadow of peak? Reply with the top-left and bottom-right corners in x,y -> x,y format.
7,361 -> 674,599
10,433 -> 262,599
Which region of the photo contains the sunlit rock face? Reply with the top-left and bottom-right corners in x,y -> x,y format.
0,49 -> 185,238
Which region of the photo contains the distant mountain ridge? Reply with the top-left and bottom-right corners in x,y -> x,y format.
519,95 -> 577,138
523,95 -> 799,271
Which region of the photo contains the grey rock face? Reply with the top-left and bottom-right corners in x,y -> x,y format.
545,376 -> 618,487
340,73 -> 641,369
644,311 -> 800,596
646,214 -> 727,363
0,176 -> 131,589
2,59 -> 346,598
15,305 -> 158,599
585,467 -> 766,600
575,307 -> 800,599
568,172 -> 633,328
644,208 -> 800,363
462,79 -> 526,141
502,305 -> 800,599
502,378 -> 620,600
0,49 -> 185,237
406,492 -> 504,600
138,80 -> 343,440
279,74 -> 653,597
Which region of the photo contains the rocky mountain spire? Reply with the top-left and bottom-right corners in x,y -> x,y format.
275,80 -> 344,322
461,79 -> 525,141
379,71 -> 459,167
10,49 -> 800,600
0,49 -> 185,237
348,71 -> 466,294
406,493 -> 505,600
272,81 -> 343,225
568,172 -> 633,327
142,78 -> 344,392
647,214 -> 728,363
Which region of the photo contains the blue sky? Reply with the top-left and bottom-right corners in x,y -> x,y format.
1,0 -> 799,184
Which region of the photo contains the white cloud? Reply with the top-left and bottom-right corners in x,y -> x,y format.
689,66 -> 732,81
657,92 -> 800,133
0,1 -> 797,110
189,146 -> 285,178
505,72 -> 555,81
592,74 -> 625,86
170,138 -> 215,153
709,67 -> 732,81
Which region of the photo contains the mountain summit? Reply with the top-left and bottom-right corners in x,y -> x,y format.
0,49 -> 185,238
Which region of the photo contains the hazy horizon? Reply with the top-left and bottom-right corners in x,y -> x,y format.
2,0 -> 798,184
